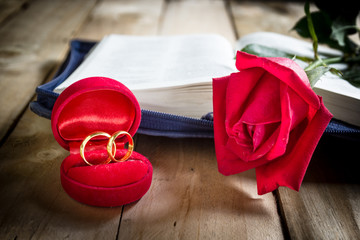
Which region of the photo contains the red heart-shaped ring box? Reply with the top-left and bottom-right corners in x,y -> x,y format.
51,77 -> 153,207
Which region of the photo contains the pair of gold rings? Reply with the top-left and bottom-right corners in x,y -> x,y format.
80,131 -> 134,166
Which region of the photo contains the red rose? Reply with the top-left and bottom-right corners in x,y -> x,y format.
213,51 -> 332,194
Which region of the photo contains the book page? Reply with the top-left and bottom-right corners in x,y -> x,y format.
133,82 -> 213,118
54,34 -> 236,93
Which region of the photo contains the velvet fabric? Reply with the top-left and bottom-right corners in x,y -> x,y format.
61,151 -> 152,207
51,77 -> 152,207
213,51 -> 333,195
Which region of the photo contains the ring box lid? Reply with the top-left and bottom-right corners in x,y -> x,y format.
51,76 -> 141,150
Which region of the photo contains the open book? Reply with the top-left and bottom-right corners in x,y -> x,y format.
54,33 -> 360,126
54,34 -> 236,118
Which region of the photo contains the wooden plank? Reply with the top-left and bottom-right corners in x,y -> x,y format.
0,0 -> 29,24
277,135 -> 360,239
159,0 -> 235,44
0,0 -> 97,142
0,0 -> 165,239
230,1 -> 305,39
119,135 -> 284,239
119,0 -> 283,239
75,0 -> 164,40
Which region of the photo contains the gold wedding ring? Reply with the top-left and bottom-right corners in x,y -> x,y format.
80,132 -> 113,166
80,131 -> 134,166
107,131 -> 134,162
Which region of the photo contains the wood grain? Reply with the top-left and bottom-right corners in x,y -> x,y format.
119,0 -> 283,239
277,135 -> 360,240
75,0 -> 164,40
0,0 -> 164,239
230,1 -> 305,39
0,0 -> 28,24
159,0 -> 235,44
0,0 -> 97,142
119,135 -> 283,239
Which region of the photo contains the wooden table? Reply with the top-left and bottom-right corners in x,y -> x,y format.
0,0 -> 359,239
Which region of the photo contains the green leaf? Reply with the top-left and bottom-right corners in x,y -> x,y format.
241,44 -> 295,58
330,17 -> 359,48
330,18 -> 356,47
305,66 -> 330,88
292,15 -> 310,38
331,20 -> 347,47
342,64 -> 360,87
241,44 -> 314,64
292,12 -> 332,41
292,11 -> 342,50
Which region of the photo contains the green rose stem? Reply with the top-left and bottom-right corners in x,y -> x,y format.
303,1 -> 344,87
305,1 -> 320,61
304,56 -> 344,88
304,56 -> 343,71
304,1 -> 359,73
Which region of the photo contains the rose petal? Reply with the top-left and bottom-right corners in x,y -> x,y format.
287,87 -> 309,128
266,82 -> 291,160
225,69 -> 265,128
214,75 -> 269,173
251,122 -> 279,151
256,97 -> 332,195
227,124 -> 280,161
214,52 -> 333,195
213,75 -> 230,145
240,71 -> 281,124
236,51 -> 320,110
267,83 -> 310,160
